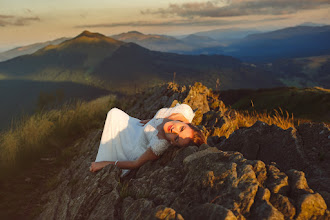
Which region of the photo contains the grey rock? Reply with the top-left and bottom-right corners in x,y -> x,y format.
270,193 -> 296,219
295,193 -> 328,220
250,187 -> 285,220
266,165 -> 289,195
189,203 -> 237,220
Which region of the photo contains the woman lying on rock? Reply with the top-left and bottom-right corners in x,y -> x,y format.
90,103 -> 206,176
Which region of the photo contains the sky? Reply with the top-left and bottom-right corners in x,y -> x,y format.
1,0 -> 329,51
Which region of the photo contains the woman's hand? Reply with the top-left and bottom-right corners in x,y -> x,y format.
90,161 -> 109,172
140,119 -> 151,125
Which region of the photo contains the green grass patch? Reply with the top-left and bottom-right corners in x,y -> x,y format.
0,95 -> 117,178
229,87 -> 330,124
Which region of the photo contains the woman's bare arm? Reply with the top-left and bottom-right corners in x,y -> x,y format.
134,147 -> 159,167
166,113 -> 189,123
90,148 -> 159,172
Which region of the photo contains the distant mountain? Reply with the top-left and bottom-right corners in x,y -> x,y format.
181,34 -> 222,48
191,28 -> 261,43
0,30 -> 282,92
111,31 -> 223,54
224,25 -> 330,62
93,42 -> 239,86
244,25 -> 330,41
0,30 -> 124,79
0,37 -> 69,62
87,39 -> 282,91
111,31 -> 192,52
298,22 -> 327,27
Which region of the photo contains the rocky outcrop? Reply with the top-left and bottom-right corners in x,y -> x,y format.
182,82 -> 210,125
37,83 -> 329,219
38,132 -> 329,219
126,82 -> 211,123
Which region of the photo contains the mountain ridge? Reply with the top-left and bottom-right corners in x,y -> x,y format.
0,31 -> 125,77
0,37 -> 69,62
222,25 -> 330,62
2,24 -> 329,63
111,31 -> 193,52
0,30 -> 282,92
244,25 -> 330,40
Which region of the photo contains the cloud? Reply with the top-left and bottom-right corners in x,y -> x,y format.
75,17 -> 287,28
0,14 -> 40,27
141,0 -> 330,18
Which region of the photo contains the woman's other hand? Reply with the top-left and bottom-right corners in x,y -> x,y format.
166,113 -> 189,123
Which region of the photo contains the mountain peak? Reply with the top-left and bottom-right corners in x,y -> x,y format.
127,31 -> 144,35
76,30 -> 105,39
81,30 -> 93,35
32,30 -> 124,58
66,30 -> 124,46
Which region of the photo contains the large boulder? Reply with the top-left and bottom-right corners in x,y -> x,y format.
216,120 -> 330,207
296,123 -> 330,202
218,121 -> 300,171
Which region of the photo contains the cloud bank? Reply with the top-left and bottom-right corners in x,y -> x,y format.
75,17 -> 286,29
0,14 -> 40,27
141,0 -> 330,18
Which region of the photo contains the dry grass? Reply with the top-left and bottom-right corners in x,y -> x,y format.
217,107 -> 295,138
313,86 -> 330,93
209,89 -> 296,138
0,95 -> 116,175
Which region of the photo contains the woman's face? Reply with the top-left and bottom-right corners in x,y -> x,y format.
163,120 -> 193,147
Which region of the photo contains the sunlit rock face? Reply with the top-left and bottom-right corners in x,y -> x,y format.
37,83 -> 329,219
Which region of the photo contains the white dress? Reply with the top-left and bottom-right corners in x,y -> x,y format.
95,103 -> 195,175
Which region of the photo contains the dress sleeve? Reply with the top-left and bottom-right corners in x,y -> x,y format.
153,104 -> 195,123
171,103 -> 195,123
149,136 -> 170,156
154,108 -> 168,119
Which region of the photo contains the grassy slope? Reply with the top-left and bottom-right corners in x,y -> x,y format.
0,95 -> 117,219
0,79 -> 111,131
220,87 -> 330,123
270,55 -> 330,88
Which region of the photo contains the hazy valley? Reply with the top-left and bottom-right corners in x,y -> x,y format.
0,80 -> 110,131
